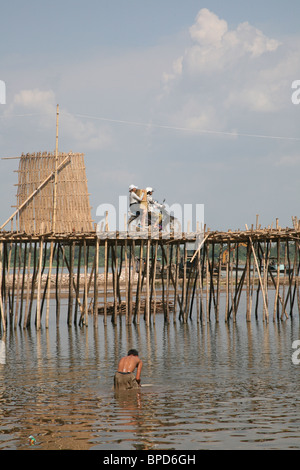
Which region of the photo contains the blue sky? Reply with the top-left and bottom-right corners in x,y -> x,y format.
0,1 -> 300,231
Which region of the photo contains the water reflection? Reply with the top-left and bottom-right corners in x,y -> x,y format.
0,298 -> 300,449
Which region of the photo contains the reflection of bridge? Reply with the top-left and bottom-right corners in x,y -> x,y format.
0,222 -> 299,332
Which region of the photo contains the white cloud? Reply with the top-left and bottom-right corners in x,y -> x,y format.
11,88 -> 56,114
184,9 -> 281,75
3,88 -> 112,151
161,7 -> 287,126
189,8 -> 228,46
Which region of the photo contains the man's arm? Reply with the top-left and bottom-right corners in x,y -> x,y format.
135,360 -> 143,384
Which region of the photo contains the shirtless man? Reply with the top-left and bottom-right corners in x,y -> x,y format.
114,349 -> 143,391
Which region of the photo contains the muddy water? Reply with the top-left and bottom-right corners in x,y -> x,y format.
0,295 -> 300,450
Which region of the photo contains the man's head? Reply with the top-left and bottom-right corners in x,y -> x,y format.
128,349 -> 139,356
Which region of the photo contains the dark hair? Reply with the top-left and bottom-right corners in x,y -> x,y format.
128,349 -> 139,356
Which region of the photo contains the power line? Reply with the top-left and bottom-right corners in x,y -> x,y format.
1,109 -> 299,142
65,111 -> 300,142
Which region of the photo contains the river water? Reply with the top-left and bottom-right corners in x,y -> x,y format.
0,292 -> 300,451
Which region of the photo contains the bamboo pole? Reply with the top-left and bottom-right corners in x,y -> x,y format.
145,238 -> 150,326
45,241 -> 55,328
26,242 -> 38,328
84,241 -> 88,326
68,242 -> 75,326
273,239 -> 281,321
296,240 -> 300,316
13,244 -> 21,328
173,242 -> 179,323
36,237 -> 44,329
180,243 -> 187,321
160,243 -> 166,319
216,243 -> 222,322
23,243 -> 32,328
246,242 -> 251,322
165,244 -> 170,323
128,241 -> 134,325
0,243 -> 5,332
152,241 -> 158,324
93,238 -> 99,328
245,224 -> 269,322
112,241 -> 118,324
74,243 -> 82,325
5,242 -> 12,321
18,242 -> 27,327
104,239 -> 108,325
56,243 -> 61,324
229,244 -> 235,322
52,105 -> 59,233
134,241 -> 144,325
124,239 -> 129,324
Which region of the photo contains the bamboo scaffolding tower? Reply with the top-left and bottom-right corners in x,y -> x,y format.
8,151 -> 93,234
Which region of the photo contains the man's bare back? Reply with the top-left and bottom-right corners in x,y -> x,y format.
118,355 -> 140,372
115,349 -> 143,388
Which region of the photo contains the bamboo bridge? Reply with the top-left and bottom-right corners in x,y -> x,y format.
0,147 -> 299,331
0,221 -> 299,332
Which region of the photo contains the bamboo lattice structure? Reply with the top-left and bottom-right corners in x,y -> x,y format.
14,152 -> 93,234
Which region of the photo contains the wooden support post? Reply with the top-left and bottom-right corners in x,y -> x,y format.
0,243 -> 5,332
112,241 -> 118,324
68,242 -> 75,326
74,243 -> 82,325
128,241 -> 133,325
18,242 -> 27,327
165,244 -> 170,323
173,242 -> 180,323
145,238 -> 150,326
245,225 -> 269,322
134,241 -> 144,325
93,238 -> 99,328
25,242 -> 38,328
180,243 -> 187,321
45,241 -> 54,328
104,239 -> 108,325
273,239 -> 281,321
84,241 -> 88,326
152,241 -> 158,324
36,237 -> 44,329
56,243 -> 62,324
216,243 -> 222,322
296,240 -> 300,316
124,239 -> 129,324
13,244 -> 21,328
246,242 -> 252,322
23,243 -> 32,328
